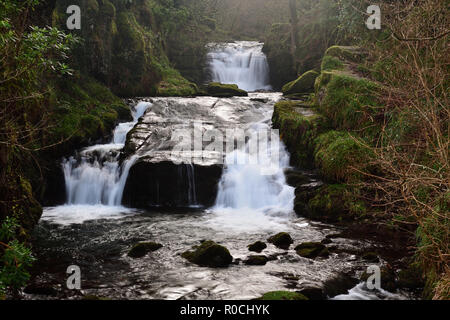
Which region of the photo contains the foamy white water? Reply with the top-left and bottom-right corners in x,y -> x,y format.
331,283 -> 409,300
207,41 -> 272,92
62,102 -> 151,206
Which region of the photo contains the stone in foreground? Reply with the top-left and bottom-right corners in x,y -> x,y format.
182,240 -> 233,268
267,232 -> 293,250
128,242 -> 163,258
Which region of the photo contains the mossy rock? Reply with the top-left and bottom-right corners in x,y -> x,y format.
361,266 -> 397,292
295,242 -> 329,259
324,46 -> 367,64
267,232 -> 293,250
282,70 -> 319,96
306,184 -> 366,221
128,242 -> 163,258
314,70 -> 381,135
244,255 -> 269,266
272,100 -> 329,168
321,55 -> 344,71
206,82 -> 248,97
181,240 -> 233,268
258,291 -> 308,301
248,241 -> 267,253
313,130 -> 373,182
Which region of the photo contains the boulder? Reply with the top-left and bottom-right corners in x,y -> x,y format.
128,242 -> 163,258
181,240 -> 233,268
282,70 -> 319,96
248,241 -> 267,253
206,82 -> 248,97
295,242 -> 329,259
244,255 -> 269,266
322,273 -> 359,298
267,232 -> 293,250
361,251 -> 379,263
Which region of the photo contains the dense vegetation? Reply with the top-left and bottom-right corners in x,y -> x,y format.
0,0 -> 448,299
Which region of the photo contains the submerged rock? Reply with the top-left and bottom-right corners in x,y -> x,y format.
244,255 -> 269,266
128,242 -> 163,258
295,242 -> 329,259
267,232 -> 293,250
206,82 -> 248,97
248,241 -> 267,253
257,291 -> 308,300
322,273 -> 359,298
181,240 -> 233,268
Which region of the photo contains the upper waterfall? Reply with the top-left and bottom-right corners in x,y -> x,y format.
207,41 -> 272,92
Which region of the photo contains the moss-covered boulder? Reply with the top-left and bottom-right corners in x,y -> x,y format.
206,82 -> 248,97
258,291 -> 308,300
244,255 -> 269,266
181,240 -> 233,268
324,46 -> 367,64
267,232 -> 293,250
248,241 -> 267,253
305,184 -> 366,221
313,130 -> 373,182
295,242 -> 329,259
282,70 -> 319,96
128,242 -> 163,258
272,101 -> 329,168
156,69 -> 199,97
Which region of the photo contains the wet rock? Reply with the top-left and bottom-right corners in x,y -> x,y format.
361,266 -> 397,292
181,240 -> 233,268
361,251 -> 379,263
128,242 -> 163,258
295,242 -> 329,259
284,169 -> 310,187
206,82 -> 248,97
322,273 -> 359,298
267,232 -> 293,250
24,284 -> 58,296
321,238 -> 332,245
248,241 -> 267,253
298,287 -> 325,300
257,291 -> 308,300
244,255 -> 269,266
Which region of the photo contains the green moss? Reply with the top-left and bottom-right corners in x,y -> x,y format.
321,55 -> 344,71
272,101 -> 329,168
314,130 -> 372,182
324,46 -> 366,63
282,70 -> 319,95
206,82 -> 248,97
315,71 -> 381,133
307,184 -> 366,221
267,232 -> 293,249
258,291 -> 308,301
295,242 -> 328,259
156,68 -> 199,97
181,240 -> 233,268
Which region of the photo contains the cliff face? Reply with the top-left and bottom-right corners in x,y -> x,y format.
51,0 -> 201,97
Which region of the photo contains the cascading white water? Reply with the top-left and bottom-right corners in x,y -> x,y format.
214,121 -> 294,213
62,101 -> 151,206
207,41 -> 272,92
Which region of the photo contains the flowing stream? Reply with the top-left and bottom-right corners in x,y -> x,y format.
28,42 -> 412,300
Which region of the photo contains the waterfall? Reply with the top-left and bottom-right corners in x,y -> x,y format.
214,121 -> 294,213
207,41 -> 272,92
62,102 -> 151,206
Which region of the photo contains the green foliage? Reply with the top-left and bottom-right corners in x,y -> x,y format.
0,217 -> 35,295
321,55 -> 344,71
